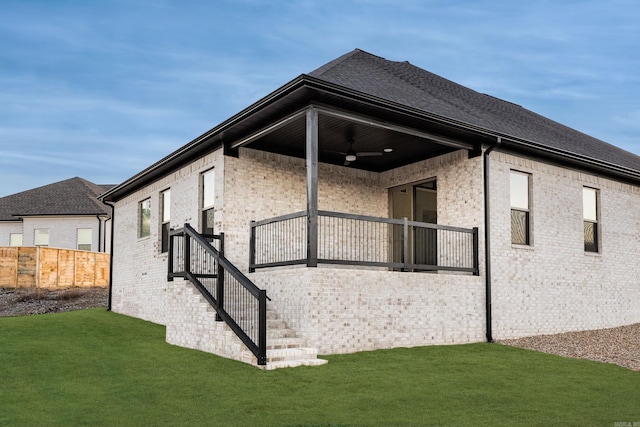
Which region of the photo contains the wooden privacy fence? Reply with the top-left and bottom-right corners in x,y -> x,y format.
0,247 -> 110,289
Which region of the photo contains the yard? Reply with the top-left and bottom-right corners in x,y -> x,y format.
1,309 -> 638,426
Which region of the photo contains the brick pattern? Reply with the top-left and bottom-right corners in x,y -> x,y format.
253,267 -> 485,354
489,152 -> 640,339
165,280 -> 256,365
109,144 -> 640,362
110,151 -> 223,325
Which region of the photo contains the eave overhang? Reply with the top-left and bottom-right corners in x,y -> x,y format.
101,74 -> 640,203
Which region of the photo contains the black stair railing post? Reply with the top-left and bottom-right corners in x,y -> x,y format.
472,227 -> 479,276
258,289 -> 267,366
167,232 -> 174,281
184,224 -> 191,278
249,221 -> 256,273
216,232 -> 224,322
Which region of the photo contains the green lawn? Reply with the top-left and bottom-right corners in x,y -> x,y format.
0,310 -> 638,426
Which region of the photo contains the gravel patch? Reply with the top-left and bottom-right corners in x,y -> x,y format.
0,287 -> 108,317
498,323 -> 640,371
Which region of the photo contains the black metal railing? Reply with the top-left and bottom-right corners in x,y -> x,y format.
250,210 -> 479,275
169,223 -> 267,365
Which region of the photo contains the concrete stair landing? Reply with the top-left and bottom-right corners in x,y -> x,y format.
255,308 -> 328,370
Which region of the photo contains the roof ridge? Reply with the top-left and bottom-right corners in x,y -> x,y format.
308,48 -> 372,77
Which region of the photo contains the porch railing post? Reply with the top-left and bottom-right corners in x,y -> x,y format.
472,227 -> 479,276
249,221 -> 256,273
402,217 -> 409,271
216,232 -> 225,321
306,107 -> 319,268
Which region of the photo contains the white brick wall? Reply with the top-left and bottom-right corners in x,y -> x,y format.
253,267 -> 485,354
109,143 -> 640,361
165,280 -> 256,364
110,150 -> 224,325
489,152 -> 640,339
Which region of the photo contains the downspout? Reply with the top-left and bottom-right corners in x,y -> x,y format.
484,136 -> 501,343
96,214 -> 103,253
103,201 -> 116,311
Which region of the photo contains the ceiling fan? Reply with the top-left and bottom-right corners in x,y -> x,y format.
340,139 -> 383,166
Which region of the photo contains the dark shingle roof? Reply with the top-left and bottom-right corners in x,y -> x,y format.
308,49 -> 640,173
102,49 -> 640,203
0,177 -> 112,221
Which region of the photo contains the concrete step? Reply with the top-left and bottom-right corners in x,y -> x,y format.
267,337 -> 307,350
258,358 -> 328,370
189,287 -> 327,370
266,347 -> 320,363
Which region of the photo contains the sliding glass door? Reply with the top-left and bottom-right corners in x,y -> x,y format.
389,180 -> 437,270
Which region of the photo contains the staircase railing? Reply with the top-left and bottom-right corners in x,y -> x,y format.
168,223 -> 267,365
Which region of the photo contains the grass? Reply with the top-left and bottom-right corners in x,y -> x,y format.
1,310 -> 638,426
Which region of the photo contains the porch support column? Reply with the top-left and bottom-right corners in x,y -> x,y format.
306,106 -> 319,267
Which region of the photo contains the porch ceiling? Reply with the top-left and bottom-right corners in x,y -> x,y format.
237,108 -> 474,172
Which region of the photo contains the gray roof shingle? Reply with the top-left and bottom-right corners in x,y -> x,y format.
308,49 -> 640,173
0,177 -> 113,221
101,49 -> 640,203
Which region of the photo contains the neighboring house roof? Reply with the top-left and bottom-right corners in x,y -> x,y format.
102,49 -> 640,202
307,49 -> 640,174
0,177 -> 113,221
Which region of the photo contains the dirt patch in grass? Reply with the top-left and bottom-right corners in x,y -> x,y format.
0,287 -> 108,317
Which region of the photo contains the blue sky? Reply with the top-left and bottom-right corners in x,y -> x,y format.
1,0 -> 639,196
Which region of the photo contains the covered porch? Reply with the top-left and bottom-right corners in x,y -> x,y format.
227,104 -> 485,276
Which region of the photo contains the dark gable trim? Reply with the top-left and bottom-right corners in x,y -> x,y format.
497,141 -> 640,186
101,76 -> 310,203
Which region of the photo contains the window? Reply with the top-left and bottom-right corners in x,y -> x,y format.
202,169 -> 215,235
510,171 -> 530,245
139,199 -> 151,238
583,187 -> 599,252
34,229 -> 49,247
9,233 -> 23,246
77,228 -> 92,251
161,189 -> 171,253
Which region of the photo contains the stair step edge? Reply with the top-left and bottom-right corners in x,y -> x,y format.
257,359 -> 329,370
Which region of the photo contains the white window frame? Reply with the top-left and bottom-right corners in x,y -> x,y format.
77,228 -> 92,251
139,198 -> 151,239
510,171 -> 531,246
201,169 -> 215,235
9,233 -> 23,246
160,189 -> 171,253
583,187 -> 599,253
34,229 -> 49,247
